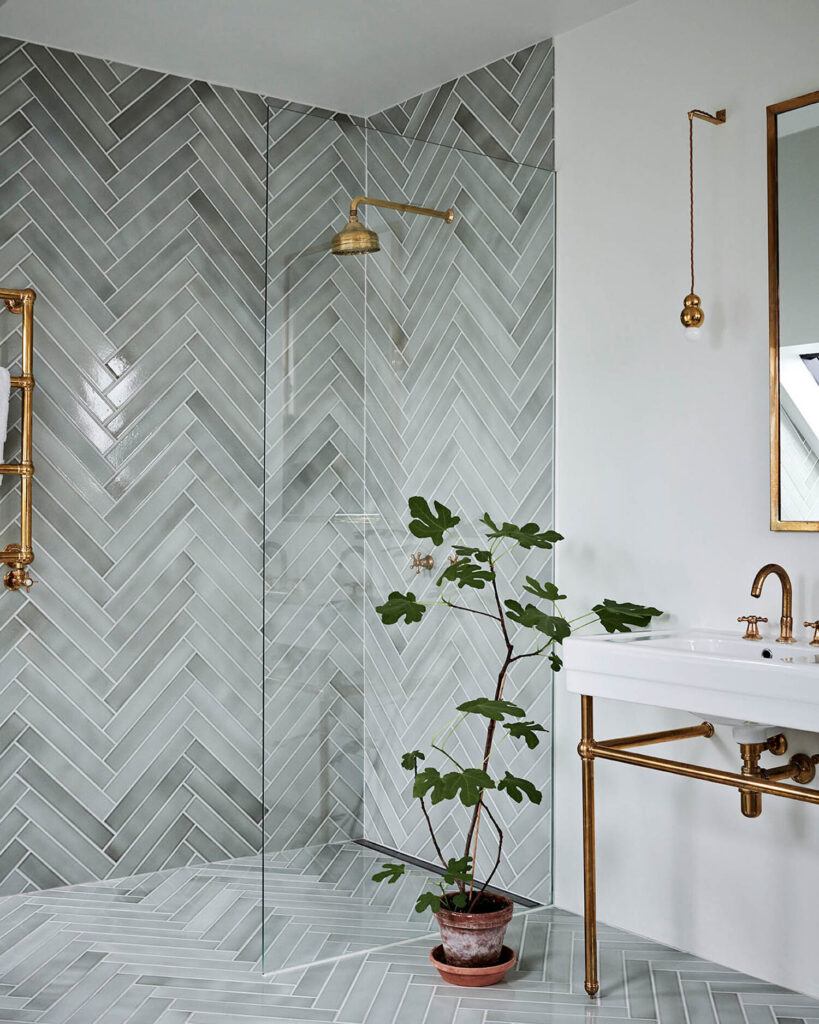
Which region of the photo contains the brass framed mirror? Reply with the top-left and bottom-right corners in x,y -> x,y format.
768,88 -> 819,531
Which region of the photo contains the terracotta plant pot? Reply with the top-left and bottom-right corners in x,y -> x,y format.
430,944 -> 516,986
434,892 -> 514,967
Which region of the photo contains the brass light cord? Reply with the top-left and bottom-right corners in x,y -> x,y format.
679,108 -> 726,328
688,111 -> 695,296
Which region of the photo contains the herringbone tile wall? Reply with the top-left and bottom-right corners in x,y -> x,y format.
261,37 -> 556,893
0,28 -> 555,900
263,106 -> 366,853
367,38 -> 554,171
362,129 -> 555,902
0,36 -> 267,895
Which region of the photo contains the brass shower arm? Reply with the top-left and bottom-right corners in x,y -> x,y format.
348,196 -> 454,223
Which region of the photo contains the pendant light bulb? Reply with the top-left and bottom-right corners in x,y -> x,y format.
680,292 -> 704,328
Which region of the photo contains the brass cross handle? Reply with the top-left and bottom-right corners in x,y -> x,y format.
410,552 -> 434,574
804,621 -> 819,646
738,615 -> 767,640
4,568 -> 34,592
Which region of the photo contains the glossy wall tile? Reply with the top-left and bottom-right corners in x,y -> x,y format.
0,37 -> 266,894
362,133 -> 555,903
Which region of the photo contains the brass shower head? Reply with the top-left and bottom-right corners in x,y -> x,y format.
331,196 -> 454,256
331,215 -> 381,255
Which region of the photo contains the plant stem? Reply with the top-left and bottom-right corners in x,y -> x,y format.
491,573 -> 512,649
431,743 -> 465,771
472,802 -> 504,906
510,645 -> 550,662
462,566 -> 513,864
443,599 -> 501,623
571,616 -> 603,633
431,712 -> 467,750
568,612 -> 599,626
468,799 -> 484,902
414,765 -> 448,871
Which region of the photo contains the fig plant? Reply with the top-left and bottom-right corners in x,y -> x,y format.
372,497 -> 661,914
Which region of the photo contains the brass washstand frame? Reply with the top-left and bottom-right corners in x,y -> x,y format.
0,287 -> 35,592
578,695 -> 819,998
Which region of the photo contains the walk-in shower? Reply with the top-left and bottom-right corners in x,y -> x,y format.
330,196 -> 455,255
263,106 -> 555,973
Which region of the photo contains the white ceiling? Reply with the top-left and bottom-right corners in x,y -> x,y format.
0,0 -> 635,115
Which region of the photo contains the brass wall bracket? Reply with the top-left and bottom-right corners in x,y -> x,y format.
578,695 -> 819,1001
689,108 -> 727,125
0,287 -> 36,592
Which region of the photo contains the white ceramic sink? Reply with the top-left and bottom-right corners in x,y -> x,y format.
563,629 -> 819,737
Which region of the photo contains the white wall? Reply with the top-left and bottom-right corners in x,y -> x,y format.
554,0 -> 819,999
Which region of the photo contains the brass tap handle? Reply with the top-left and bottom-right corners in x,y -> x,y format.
804,621 -> 819,646
4,568 -> 34,592
410,552 -> 434,574
738,615 -> 767,640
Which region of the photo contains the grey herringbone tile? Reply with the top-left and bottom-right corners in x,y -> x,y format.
368,39 -> 553,171
0,36 -> 265,894
263,106 -> 367,859
3,844 -> 807,1023
362,127 -> 555,903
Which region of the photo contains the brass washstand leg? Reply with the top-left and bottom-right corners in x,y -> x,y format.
579,695 -> 599,998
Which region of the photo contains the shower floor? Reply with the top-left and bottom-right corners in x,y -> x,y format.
1,840 -> 817,1023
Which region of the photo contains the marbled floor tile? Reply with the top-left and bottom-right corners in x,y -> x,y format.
0,841 -> 817,1024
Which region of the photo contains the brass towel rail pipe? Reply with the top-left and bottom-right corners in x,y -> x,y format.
579,694 -> 819,999
0,287 -> 35,592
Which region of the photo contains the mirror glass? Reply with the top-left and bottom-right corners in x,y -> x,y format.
770,92 -> 819,529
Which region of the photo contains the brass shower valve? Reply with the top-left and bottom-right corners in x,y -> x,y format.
410,553 -> 434,574
804,621 -> 819,646
738,615 -> 767,640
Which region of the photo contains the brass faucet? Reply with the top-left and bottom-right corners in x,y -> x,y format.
751,563 -> 795,643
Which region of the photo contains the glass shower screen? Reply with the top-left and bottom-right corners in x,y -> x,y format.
262,107 -> 555,973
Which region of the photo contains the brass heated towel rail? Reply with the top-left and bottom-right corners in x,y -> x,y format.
0,288 -> 35,592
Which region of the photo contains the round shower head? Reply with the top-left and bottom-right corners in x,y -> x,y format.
331,216 -> 380,255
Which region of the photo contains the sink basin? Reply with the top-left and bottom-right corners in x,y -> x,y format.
563,629 -> 819,735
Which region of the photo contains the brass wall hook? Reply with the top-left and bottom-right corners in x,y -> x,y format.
410,552 -> 434,574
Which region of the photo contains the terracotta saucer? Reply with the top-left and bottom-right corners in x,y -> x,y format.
430,944 -> 516,987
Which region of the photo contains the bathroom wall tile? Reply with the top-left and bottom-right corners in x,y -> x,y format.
0,37 -> 265,894
362,127 -> 555,902
263,107 -> 366,858
368,39 -> 554,171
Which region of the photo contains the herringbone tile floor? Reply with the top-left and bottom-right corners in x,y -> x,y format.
1,841 -> 816,1023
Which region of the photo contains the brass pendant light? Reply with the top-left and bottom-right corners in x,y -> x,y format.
680,108 -> 726,331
